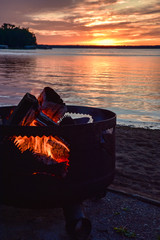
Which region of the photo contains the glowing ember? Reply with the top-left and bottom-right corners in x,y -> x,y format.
12,135 -> 69,165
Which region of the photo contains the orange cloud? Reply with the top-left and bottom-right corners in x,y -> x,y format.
0,0 -> 159,45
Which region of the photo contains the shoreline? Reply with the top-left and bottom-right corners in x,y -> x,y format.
117,120 -> 160,130
112,125 -> 160,201
2,45 -> 160,49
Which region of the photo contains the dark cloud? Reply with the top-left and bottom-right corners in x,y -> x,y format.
85,21 -> 133,31
31,20 -> 78,31
84,0 -> 117,5
139,28 -> 160,37
113,2 -> 160,16
0,0 -> 81,25
0,0 -> 118,23
144,9 -> 160,15
0,0 -> 77,13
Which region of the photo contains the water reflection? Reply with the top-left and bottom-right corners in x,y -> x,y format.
0,55 -> 35,79
0,55 -> 36,105
0,49 -> 160,128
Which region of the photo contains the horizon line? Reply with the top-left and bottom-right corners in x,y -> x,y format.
37,44 -> 160,49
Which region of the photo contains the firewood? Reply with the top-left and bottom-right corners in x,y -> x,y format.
38,87 -> 64,105
6,93 -> 38,126
38,87 -> 67,123
23,148 -> 68,178
32,112 -> 59,126
5,88 -> 69,178
47,137 -> 69,162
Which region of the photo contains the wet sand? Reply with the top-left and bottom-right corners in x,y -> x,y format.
111,125 -> 160,202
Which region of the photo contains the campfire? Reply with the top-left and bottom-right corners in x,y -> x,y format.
5,87 -> 92,178
0,88 -> 116,239
6,87 -> 74,177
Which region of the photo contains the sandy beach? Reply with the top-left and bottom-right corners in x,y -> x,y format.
1,125 -> 160,240
112,125 -> 160,202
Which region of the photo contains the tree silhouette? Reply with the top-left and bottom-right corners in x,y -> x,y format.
0,23 -> 37,48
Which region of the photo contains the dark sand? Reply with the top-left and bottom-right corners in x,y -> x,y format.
112,125 -> 160,202
1,125 -> 160,240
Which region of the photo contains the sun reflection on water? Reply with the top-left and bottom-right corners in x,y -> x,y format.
0,48 -> 160,128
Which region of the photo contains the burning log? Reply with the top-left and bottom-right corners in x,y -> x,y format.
7,87 -> 67,126
24,149 -> 68,178
13,135 -> 69,164
5,87 -> 70,178
38,87 -> 67,123
1,138 -> 65,178
48,137 -> 69,162
30,112 -> 59,126
6,92 -> 38,126
10,134 -> 69,178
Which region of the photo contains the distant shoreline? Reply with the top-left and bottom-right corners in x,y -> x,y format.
37,44 -> 160,49
1,44 -> 160,50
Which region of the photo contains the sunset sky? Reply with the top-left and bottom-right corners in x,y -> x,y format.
0,0 -> 160,45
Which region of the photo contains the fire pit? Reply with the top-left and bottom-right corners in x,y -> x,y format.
0,88 -> 116,239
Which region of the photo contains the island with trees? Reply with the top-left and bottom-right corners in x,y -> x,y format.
0,23 -> 37,49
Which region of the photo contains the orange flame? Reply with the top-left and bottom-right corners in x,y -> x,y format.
13,135 -> 69,165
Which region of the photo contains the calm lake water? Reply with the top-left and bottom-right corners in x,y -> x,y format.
0,48 -> 160,129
